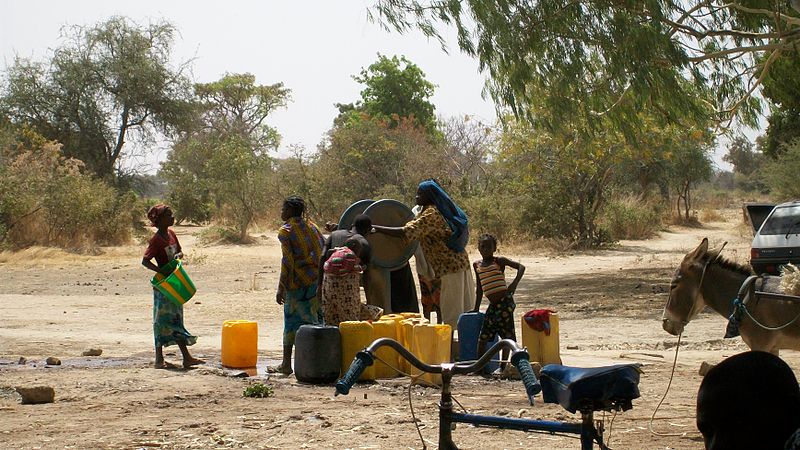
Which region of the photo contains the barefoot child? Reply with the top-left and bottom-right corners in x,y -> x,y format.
141,204 -> 204,369
472,233 -> 525,371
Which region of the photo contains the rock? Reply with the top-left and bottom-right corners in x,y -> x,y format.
45,357 -> 61,365
18,357 -> 26,365
82,348 -> 102,357
566,345 -> 580,350
16,386 -> 55,404
699,361 -> 716,376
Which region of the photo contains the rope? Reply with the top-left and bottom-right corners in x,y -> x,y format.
739,300 -> 800,331
407,378 -> 427,450
648,332 -> 691,437
605,409 -> 618,447
372,353 -> 463,450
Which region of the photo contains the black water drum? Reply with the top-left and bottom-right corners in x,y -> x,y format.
294,325 -> 342,384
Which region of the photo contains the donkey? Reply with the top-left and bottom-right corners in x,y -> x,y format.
662,238 -> 800,355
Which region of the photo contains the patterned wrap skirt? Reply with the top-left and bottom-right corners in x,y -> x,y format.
283,284 -> 322,346
321,273 -> 383,327
153,289 -> 197,348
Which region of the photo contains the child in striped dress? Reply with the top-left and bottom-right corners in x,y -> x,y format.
472,233 -> 526,371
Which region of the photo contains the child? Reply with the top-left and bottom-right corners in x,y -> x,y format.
472,233 -> 525,371
321,238 -> 383,326
141,204 -> 204,369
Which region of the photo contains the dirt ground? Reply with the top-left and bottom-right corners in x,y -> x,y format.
1,208 -> 792,449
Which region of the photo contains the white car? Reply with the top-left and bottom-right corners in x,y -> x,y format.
748,201 -> 800,275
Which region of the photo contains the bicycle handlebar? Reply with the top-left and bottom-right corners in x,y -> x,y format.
335,350 -> 374,395
335,338 -> 541,404
511,351 -> 541,405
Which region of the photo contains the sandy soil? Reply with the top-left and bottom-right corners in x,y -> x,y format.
1,209 -> 793,449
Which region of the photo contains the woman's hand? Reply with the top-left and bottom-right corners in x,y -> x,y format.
275,287 -> 286,305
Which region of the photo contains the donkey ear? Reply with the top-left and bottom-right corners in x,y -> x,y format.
688,238 -> 709,260
707,241 -> 727,262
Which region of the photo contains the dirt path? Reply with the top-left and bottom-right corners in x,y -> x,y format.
1,208 -> 791,449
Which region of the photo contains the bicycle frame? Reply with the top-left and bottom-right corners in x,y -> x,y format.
335,338 -> 609,450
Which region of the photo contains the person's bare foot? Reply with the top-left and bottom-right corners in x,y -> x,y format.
155,360 -> 178,369
267,364 -> 293,375
182,357 -> 205,369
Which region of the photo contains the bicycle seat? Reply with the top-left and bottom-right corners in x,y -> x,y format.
539,364 -> 642,414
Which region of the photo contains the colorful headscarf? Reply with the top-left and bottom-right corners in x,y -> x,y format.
147,204 -> 169,226
418,180 -> 469,252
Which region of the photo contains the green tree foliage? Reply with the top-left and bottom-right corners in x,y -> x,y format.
763,139 -> 800,200
373,1 -> 800,132
338,54 -> 438,135
0,17 -> 193,181
723,136 -> 762,176
307,114 -> 449,220
160,137 -> 213,224
495,119 -> 626,246
162,73 -> 290,240
667,136 -> 715,221
760,47 -> 800,158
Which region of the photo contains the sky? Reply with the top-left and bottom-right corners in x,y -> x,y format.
2,1 -> 496,172
2,1 -> 749,172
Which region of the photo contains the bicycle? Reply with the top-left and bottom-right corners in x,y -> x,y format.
335,338 -> 641,450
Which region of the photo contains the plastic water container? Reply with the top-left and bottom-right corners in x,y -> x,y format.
407,323 -> 452,385
221,320 -> 258,368
294,325 -> 341,384
371,320 -> 400,379
340,321 -> 375,381
400,312 -> 423,320
379,314 -> 405,323
457,312 -> 499,374
400,318 -> 428,373
521,311 -> 562,366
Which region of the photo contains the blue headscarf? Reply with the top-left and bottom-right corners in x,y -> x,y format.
418,180 -> 469,253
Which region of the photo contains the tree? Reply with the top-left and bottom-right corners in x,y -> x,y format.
440,115 -> 497,195
723,136 -> 762,176
495,118 -> 626,246
373,1 -> 800,132
759,47 -> 800,158
0,17 -> 193,181
668,138 -> 715,222
763,139 -> 800,200
338,54 -> 438,135
162,73 -> 290,240
308,114 -> 444,219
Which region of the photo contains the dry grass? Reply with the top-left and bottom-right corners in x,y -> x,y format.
700,208 -> 724,222
0,245 -> 140,266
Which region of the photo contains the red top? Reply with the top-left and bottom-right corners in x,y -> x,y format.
144,229 -> 181,268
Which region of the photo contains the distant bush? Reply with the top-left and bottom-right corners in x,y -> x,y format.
601,195 -> 662,240
0,131 -> 136,250
700,208 -> 724,222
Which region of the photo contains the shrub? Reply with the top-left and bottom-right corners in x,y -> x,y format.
0,133 -> 136,250
601,195 -> 662,240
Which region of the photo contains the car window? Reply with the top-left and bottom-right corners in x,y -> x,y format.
759,205 -> 800,235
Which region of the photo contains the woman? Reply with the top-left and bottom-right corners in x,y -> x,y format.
274,196 -> 324,375
372,179 -> 474,328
